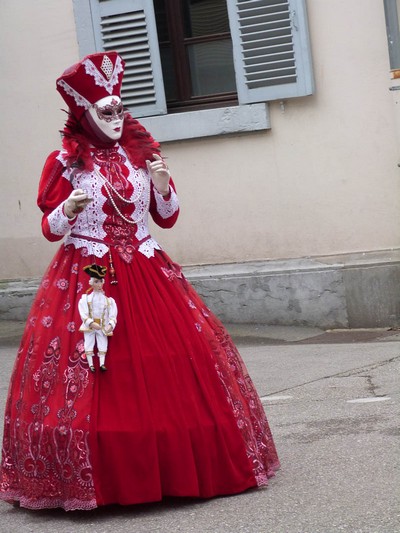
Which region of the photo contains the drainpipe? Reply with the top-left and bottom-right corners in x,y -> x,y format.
384,0 -> 400,164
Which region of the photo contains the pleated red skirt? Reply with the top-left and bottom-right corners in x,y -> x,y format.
0,244 -> 279,510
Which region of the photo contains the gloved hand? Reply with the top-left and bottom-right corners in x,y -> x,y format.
64,189 -> 92,219
146,153 -> 170,196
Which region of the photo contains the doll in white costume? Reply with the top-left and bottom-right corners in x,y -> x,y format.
79,264 -> 117,372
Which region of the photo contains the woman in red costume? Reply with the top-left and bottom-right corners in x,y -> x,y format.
0,52 -> 279,510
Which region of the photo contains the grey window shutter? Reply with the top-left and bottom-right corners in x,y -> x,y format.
227,0 -> 314,104
89,0 -> 167,117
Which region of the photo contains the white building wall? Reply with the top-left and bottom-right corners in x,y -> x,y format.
0,0 -> 399,279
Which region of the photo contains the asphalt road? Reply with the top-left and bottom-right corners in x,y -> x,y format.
0,325 -> 398,533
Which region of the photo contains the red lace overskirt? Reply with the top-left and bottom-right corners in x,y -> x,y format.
0,244 -> 279,510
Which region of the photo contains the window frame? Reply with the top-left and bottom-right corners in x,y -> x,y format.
72,0 -> 314,142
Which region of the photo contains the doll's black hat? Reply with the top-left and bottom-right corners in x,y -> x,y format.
83,264 -> 107,280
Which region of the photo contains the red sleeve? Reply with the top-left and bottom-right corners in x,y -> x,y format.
149,177 -> 180,229
37,151 -> 74,242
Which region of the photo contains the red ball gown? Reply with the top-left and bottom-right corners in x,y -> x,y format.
0,117 -> 279,510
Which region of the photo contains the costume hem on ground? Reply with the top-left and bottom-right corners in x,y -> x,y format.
0,491 -> 97,511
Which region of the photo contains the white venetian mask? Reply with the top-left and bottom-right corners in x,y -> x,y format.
87,95 -> 124,141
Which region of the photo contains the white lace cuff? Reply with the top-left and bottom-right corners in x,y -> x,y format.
154,187 -> 179,219
47,202 -> 75,236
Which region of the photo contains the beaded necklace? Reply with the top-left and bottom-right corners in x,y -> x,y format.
94,166 -> 149,226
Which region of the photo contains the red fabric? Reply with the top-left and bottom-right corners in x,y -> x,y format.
37,152 -> 74,241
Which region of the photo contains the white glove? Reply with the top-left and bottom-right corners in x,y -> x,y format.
64,189 -> 92,219
146,153 -> 170,196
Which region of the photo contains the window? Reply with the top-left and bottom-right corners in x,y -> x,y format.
74,0 -> 314,139
154,0 -> 237,112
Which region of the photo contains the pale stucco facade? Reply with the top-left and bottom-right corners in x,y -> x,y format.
1,1 -> 399,323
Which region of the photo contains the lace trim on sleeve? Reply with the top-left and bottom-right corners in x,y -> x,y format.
154,187 -> 179,219
47,203 -> 74,236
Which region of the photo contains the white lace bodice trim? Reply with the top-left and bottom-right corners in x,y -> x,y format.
65,236 -> 109,258
154,187 -> 179,219
138,238 -> 161,258
135,214 -> 150,241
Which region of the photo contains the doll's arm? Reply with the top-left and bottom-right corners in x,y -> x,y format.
106,297 -> 118,331
78,295 -> 94,329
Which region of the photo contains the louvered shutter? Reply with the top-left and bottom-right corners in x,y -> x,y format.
227,0 -> 314,104
89,0 -> 166,117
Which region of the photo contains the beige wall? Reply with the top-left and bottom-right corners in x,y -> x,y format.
0,0 -> 79,278
1,0 -> 399,279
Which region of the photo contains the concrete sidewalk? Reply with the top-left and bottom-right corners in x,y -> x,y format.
0,320 -> 399,532
226,322 -> 400,345
1,319 -> 400,346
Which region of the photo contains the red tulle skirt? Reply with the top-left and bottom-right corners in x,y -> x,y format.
0,244 -> 279,510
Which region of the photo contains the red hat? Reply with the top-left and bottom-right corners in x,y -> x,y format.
56,51 -> 125,120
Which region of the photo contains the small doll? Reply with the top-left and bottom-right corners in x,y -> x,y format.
78,264 -> 118,372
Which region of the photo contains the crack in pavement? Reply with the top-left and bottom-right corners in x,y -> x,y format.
263,355 -> 400,397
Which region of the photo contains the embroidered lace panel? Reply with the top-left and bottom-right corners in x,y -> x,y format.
83,56 -> 124,95
154,188 -> 179,219
211,332 -> 280,485
0,336 -> 96,510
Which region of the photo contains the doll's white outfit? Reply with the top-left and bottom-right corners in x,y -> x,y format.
78,290 -> 117,367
